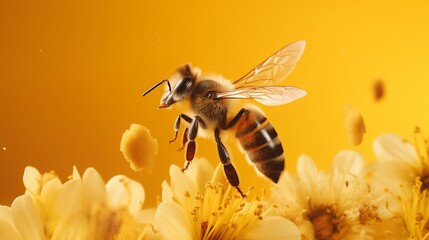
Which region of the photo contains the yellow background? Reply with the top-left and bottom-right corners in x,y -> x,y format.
1,1 -> 429,207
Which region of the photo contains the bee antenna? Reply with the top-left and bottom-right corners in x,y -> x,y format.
142,79 -> 171,96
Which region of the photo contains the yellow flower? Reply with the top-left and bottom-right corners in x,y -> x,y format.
271,151 -> 380,240
155,158 -> 301,240
0,166 -> 157,240
370,134 -> 422,197
368,132 -> 429,214
402,177 -> 429,240
0,194 -> 45,240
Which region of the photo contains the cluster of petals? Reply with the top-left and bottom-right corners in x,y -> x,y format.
0,166 -> 155,240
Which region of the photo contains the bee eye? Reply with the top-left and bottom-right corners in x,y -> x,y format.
174,76 -> 193,94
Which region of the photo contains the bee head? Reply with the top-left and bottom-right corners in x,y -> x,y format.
142,64 -> 198,109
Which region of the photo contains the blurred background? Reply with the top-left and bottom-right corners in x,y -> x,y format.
1,1 -> 429,207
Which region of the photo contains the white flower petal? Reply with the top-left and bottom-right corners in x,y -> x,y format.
72,166 -> 81,180
332,150 -> 365,177
243,216 -> 301,240
370,161 -> 416,200
296,155 -> 325,194
155,202 -> 192,240
210,163 -> 228,186
0,218 -> 22,240
186,158 -> 214,193
373,133 -> 419,165
22,167 -> 41,196
0,206 -> 13,227
169,164 -> 196,203
82,167 -> 107,209
11,195 -> 45,240
297,155 -> 319,180
136,208 -> 157,224
106,175 -> 145,215
40,178 -> 62,205
369,217 -> 408,240
161,180 -> 174,202
298,220 -> 315,240
51,214 -> 89,240
51,179 -> 83,219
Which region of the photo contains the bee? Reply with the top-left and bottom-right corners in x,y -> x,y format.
143,41 -> 307,197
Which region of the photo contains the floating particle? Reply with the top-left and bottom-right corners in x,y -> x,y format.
2,147 -> 5,151
344,105 -> 366,146
120,124 -> 158,173
373,79 -> 385,101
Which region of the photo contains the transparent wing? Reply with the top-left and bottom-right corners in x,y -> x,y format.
232,41 -> 306,89
215,86 -> 307,106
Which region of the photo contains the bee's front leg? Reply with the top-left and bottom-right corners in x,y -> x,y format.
182,116 -> 205,172
169,114 -> 192,144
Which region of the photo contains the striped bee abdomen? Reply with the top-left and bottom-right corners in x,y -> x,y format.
235,110 -> 284,183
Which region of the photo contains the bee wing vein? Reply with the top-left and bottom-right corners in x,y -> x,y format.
232,41 -> 306,89
215,86 -> 307,106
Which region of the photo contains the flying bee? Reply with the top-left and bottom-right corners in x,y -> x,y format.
143,41 -> 307,197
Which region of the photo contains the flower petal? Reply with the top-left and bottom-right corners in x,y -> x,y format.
0,206 -> 14,227
106,175 -> 145,215
243,216 -> 301,240
297,155 -> 319,180
82,167 -> 107,209
11,195 -> 45,240
296,155 -> 326,194
186,158 -> 214,193
51,214 -> 89,240
155,202 -> 192,240
332,150 -> 365,177
370,160 -> 416,200
40,177 -> 62,204
211,163 -> 228,186
161,180 -> 174,203
0,218 -> 22,240
72,166 -> 81,180
373,134 -> 419,166
22,167 -> 41,196
51,179 -> 83,219
136,208 -> 157,224
169,164 -> 196,203
22,166 -> 42,197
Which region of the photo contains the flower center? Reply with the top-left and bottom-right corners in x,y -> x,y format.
184,182 -> 268,240
402,177 -> 429,238
308,207 -> 340,240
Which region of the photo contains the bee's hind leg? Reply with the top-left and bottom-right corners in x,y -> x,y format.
214,128 -> 246,198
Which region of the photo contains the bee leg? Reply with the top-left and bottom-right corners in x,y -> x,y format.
182,116 -> 201,172
223,108 -> 248,130
177,127 -> 188,151
214,128 -> 246,198
169,114 -> 193,144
